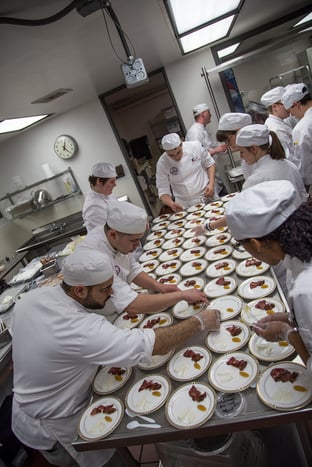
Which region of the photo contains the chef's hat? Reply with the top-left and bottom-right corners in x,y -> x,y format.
91,162 -> 117,179
107,201 -> 147,234
225,180 -> 299,240
260,87 -> 285,106
63,249 -> 113,286
236,124 -> 269,146
218,113 -> 252,131
161,133 -> 181,151
193,103 -> 210,116
281,83 -> 309,110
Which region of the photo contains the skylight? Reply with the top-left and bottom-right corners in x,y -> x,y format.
217,42 -> 240,58
0,115 -> 49,134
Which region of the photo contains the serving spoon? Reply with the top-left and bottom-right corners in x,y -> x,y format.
127,420 -> 161,430
125,408 -> 156,423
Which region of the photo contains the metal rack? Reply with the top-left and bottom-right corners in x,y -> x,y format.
269,65 -> 312,89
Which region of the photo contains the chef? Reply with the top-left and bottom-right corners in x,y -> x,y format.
224,180 -> 312,370
11,249 -> 220,467
155,132 -> 216,212
82,162 -> 117,231
77,200 -> 209,317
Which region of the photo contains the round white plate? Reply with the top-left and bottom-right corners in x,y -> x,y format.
167,346 -> 212,381
182,228 -> 198,239
114,312 -> 144,329
236,258 -> 270,277
221,192 -> 238,202
141,259 -> 160,273
167,219 -> 187,230
187,202 -> 205,212
182,236 -> 206,249
146,230 -> 166,241
162,237 -> 184,250
184,219 -> 204,230
208,351 -> 259,393
204,277 -> 237,298
205,226 -> 229,237
169,211 -> 187,221
232,247 -> 251,260
152,221 -> 170,231
125,374 -> 171,414
159,248 -> 183,262
238,276 -> 276,300
155,260 -> 182,276
139,312 -> 173,329
178,277 -> 205,291
78,396 -> 123,441
164,228 -> 186,240
249,334 -> 295,362
143,238 -> 165,251
172,300 -> 205,319
93,367 -> 132,395
204,207 -> 225,217
205,259 -> 236,278
205,245 -> 233,262
137,350 -> 174,370
180,259 -> 208,277
180,247 -> 206,262
204,201 -> 224,210
139,248 -> 162,263
206,233 -> 231,247
152,213 -> 171,224
257,362 -> 312,411
240,298 -> 285,326
206,321 -> 250,353
166,382 -> 216,429
186,210 -> 205,221
157,273 -> 182,285
208,295 -> 243,321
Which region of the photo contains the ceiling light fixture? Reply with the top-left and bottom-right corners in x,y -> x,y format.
217,42 -> 240,58
0,115 -> 49,134
293,12 -> 312,28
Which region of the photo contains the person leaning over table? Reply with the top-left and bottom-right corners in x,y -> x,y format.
11,249 -> 221,467
224,180 -> 312,370
82,162 -> 117,232
76,200 -> 210,317
155,132 -> 216,212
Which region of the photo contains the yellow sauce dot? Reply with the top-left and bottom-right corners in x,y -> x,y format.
194,362 -> 201,370
226,307 -> 234,312
224,267 -> 231,270
278,341 -> 289,347
194,253 -> 200,256
219,240 -> 225,243
221,251 -> 227,255
152,391 -> 161,397
232,337 -> 241,342
293,385 -> 307,392
193,305 -> 201,310
239,371 -> 249,378
159,319 -> 167,325
224,285 -> 230,289
195,285 -> 200,289
114,375 -> 123,381
131,318 -> 139,323
256,266 -> 263,269
152,253 -> 157,256
266,310 -> 274,315
261,284 -> 269,288
197,404 -> 206,411
169,280 -> 175,283
195,266 -> 202,270
219,228 -> 225,231
105,416 -> 113,422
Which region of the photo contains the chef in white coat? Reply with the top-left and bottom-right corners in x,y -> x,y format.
12,249 -> 220,467
82,162 -> 117,231
77,200 -> 209,317
156,133 -> 216,212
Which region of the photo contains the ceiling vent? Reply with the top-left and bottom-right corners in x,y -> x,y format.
31,88 -> 73,104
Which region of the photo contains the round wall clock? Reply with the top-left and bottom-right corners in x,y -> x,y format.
54,134 -> 78,159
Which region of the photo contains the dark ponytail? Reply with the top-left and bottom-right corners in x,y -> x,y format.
259,131 -> 285,160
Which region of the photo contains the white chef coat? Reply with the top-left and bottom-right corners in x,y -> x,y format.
12,285 -> 154,466
264,114 -> 295,162
82,190 -> 116,232
156,140 -> 215,208
292,107 -> 312,185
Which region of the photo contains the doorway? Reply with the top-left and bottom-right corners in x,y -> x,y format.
99,68 -> 186,217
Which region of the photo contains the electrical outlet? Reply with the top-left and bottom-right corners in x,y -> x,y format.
121,58 -> 149,88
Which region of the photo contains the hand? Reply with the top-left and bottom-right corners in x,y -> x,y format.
191,224 -> 205,236
156,283 -> 180,294
197,308 -> 221,332
210,144 -> 227,155
170,201 -> 184,213
204,183 -> 214,198
256,312 -> 291,326
181,289 -> 209,305
252,321 -> 293,342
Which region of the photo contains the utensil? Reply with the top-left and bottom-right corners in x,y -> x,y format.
125,408 -> 156,423
126,421 -> 161,430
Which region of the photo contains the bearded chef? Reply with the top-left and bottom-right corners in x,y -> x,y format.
156,132 -> 216,212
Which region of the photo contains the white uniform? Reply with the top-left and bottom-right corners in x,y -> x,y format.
82,190 -> 116,231
156,140 -> 215,208
264,114 -> 295,162
292,107 -> 312,185
12,285 -> 154,466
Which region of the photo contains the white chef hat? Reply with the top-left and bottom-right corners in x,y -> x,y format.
236,124 -> 269,146
225,180 -> 299,240
91,162 -> 117,179
107,201 -> 147,234
260,87 -> 285,106
281,83 -> 309,110
193,103 -> 210,116
161,133 -> 181,151
63,249 -> 113,286
218,113 -> 252,131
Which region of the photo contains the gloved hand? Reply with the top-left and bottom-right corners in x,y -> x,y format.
255,312 -> 291,326
193,308 -> 221,332
252,321 -> 294,342
191,223 -> 206,236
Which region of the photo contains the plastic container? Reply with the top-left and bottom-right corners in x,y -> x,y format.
41,260 -> 60,277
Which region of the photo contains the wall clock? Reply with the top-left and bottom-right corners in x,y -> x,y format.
54,135 -> 78,159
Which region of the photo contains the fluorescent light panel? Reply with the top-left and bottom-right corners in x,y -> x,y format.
217,42 -> 240,58
293,12 -> 312,27
0,115 -> 48,134
181,16 -> 235,53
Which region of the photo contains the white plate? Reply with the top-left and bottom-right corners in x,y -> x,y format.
238,276 -> 276,300
146,230 -> 166,241
205,259 -> 236,278
78,396 -> 123,441
206,321 -> 250,353
152,213 -> 171,224
180,259 -> 208,277
157,273 -> 182,285
169,211 -> 187,221
137,350 -> 174,370
204,207 -> 225,217
165,382 -> 216,429
143,238 -> 165,251
151,221 -> 170,231
167,219 -> 187,230
162,237 -> 184,249
139,312 -> 173,329
139,248 -> 162,262
178,277 -> 205,291
182,228 -> 198,239
240,298 -> 285,326
155,260 -> 182,276
141,259 -> 160,273
167,346 -> 212,381
159,248 -> 183,262
257,362 -> 312,411
187,203 -> 205,212
184,219 -> 204,230
125,374 -> 171,414
208,351 -> 259,393
186,210 -> 205,221
249,334 -> 295,362
164,228 -> 186,240
208,295 -> 243,321
205,233 -> 231,247
231,247 -> 252,260
93,367 -> 132,395
113,312 -> 144,329
182,236 -> 206,249
204,277 -> 237,298
172,300 -> 205,319
221,192 -> 238,202
236,258 -> 270,277
180,247 -> 206,262
205,245 -> 233,262
204,201 -> 223,210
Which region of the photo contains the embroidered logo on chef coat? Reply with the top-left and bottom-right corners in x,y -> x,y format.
114,265 -> 121,275
192,156 -> 200,162
170,167 -> 179,175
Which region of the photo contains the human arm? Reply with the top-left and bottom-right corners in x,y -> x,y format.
204,164 -> 216,198
133,271 -> 180,293
192,215 -> 227,236
159,194 -> 184,213
209,144 -> 227,156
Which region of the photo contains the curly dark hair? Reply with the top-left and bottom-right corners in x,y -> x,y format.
260,203 -> 312,262
88,175 -> 109,187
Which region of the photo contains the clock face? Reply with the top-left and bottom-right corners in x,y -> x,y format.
54,135 -> 78,159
